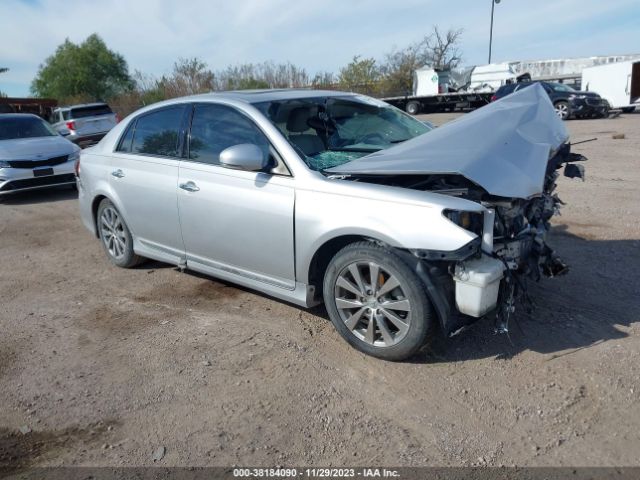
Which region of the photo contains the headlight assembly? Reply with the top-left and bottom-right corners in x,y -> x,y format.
443,209 -> 484,236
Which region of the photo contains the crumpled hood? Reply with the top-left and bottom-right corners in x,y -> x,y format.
0,136 -> 78,160
327,83 -> 569,199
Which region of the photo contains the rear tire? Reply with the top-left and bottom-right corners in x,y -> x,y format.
554,101 -> 570,120
406,101 -> 421,115
323,241 -> 435,361
96,198 -> 143,268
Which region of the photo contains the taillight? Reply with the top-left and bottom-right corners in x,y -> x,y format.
115,114 -> 121,123
490,95 -> 497,102
74,156 -> 81,176
66,121 -> 76,130
438,85 -> 444,94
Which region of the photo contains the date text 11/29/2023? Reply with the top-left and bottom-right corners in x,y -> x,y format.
233,468 -> 400,478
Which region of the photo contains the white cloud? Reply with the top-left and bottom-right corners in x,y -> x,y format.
1,0 -> 639,96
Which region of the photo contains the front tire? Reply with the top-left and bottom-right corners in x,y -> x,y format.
97,199 -> 143,268
323,242 -> 435,361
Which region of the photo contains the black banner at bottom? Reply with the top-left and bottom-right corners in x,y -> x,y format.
1,467 -> 639,480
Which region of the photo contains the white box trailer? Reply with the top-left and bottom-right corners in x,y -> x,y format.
582,60 -> 640,111
413,67 -> 440,97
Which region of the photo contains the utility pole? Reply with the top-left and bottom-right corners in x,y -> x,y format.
489,0 -> 501,64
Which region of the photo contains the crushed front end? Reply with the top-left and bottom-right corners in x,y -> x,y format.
445,143 -> 587,335
328,84 -> 587,337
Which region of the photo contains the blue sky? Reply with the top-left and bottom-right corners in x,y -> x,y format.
1,0 -> 639,97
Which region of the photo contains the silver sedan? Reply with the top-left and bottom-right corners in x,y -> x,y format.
0,114 -> 80,195
77,85 -> 584,360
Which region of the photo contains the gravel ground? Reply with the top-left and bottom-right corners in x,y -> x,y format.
0,112 -> 639,470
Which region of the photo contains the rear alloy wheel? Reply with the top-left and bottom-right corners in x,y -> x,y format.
554,101 -> 570,120
97,199 -> 143,268
323,242 -> 434,361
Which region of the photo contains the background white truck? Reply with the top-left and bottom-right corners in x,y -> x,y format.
581,60 -> 640,112
384,63 -> 518,114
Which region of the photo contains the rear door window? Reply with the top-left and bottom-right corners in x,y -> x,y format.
131,106 -> 186,158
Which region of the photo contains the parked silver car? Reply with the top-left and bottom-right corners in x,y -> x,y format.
0,114 -> 80,195
51,103 -> 118,148
77,85 -> 585,360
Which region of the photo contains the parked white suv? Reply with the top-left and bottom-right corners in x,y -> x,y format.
51,103 -> 118,148
76,85 -> 585,360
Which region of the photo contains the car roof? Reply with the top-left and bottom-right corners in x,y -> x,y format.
186,89 -> 356,104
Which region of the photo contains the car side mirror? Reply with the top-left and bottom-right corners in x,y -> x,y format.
219,144 -> 267,171
59,128 -> 71,137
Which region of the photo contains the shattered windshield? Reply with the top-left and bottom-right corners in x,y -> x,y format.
254,95 -> 432,171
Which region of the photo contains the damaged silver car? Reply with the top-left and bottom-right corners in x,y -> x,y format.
77,84 -> 585,360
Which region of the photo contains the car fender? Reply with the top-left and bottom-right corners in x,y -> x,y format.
294,187 -> 479,283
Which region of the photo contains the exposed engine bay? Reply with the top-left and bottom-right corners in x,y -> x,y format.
338,143 -> 587,336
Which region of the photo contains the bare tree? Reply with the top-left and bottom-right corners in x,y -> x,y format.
311,71 -> 336,89
260,62 -> 310,88
424,27 -> 463,70
378,26 -> 463,96
380,42 -> 428,95
338,56 -> 381,95
162,58 -> 215,97
214,62 -> 310,90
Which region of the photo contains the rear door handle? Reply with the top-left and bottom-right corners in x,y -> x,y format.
179,181 -> 200,192
111,169 -> 125,178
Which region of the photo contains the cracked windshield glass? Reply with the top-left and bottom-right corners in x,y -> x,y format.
255,96 -> 432,171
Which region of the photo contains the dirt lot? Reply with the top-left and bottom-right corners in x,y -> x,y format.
1,113 -> 639,470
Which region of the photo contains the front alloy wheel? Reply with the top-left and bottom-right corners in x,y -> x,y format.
323,242 -> 435,361
334,261 -> 411,347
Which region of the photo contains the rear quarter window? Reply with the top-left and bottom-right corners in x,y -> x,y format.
116,122 -> 135,153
